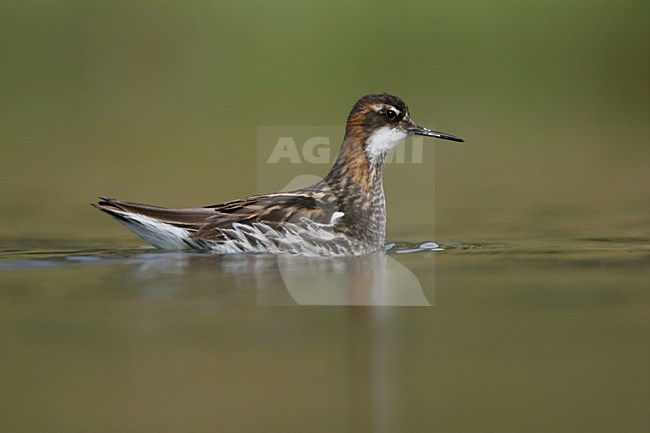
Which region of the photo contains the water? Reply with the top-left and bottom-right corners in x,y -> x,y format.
1,231 -> 647,432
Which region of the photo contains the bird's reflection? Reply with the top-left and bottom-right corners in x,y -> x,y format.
126,251 -> 431,306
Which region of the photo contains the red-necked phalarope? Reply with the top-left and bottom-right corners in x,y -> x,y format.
93,93 -> 463,256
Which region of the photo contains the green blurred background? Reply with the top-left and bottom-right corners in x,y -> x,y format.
1,0 -> 647,242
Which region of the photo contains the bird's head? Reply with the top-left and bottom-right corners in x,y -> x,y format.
344,93 -> 463,160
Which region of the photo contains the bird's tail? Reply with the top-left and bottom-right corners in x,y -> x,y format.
92,197 -> 215,249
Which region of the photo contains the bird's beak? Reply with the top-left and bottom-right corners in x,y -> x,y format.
407,123 -> 464,142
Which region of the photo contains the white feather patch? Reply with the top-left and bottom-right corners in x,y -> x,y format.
212,219 -> 366,256
107,211 -> 194,250
365,126 -> 408,158
330,212 -> 345,223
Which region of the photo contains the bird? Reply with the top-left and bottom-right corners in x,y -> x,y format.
93,93 -> 463,256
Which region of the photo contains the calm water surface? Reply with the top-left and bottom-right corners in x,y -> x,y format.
1,215 -> 648,433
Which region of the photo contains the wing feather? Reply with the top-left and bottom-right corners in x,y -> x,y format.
194,192 -> 339,241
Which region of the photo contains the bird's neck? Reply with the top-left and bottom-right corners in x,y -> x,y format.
323,135 -> 387,244
325,136 -> 385,192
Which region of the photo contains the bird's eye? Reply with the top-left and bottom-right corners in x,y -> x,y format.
385,109 -> 398,120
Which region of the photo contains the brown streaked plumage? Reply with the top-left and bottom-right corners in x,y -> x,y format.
93,93 -> 463,256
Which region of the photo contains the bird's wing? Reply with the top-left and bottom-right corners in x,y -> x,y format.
94,190 -> 341,244
194,191 -> 339,242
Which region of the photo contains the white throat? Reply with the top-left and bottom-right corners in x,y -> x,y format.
365,126 -> 408,159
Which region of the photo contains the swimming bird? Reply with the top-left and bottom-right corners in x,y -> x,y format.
93,93 -> 463,256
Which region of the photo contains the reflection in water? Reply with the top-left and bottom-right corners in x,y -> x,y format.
122,251 -> 432,306
121,251 -> 425,430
